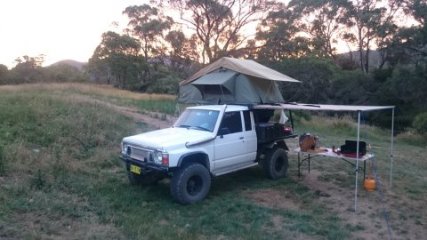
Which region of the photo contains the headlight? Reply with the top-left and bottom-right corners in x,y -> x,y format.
153,151 -> 163,164
121,142 -> 130,155
153,150 -> 169,166
121,142 -> 126,154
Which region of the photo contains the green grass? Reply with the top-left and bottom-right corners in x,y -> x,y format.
0,83 -> 426,239
63,83 -> 178,115
79,170 -> 351,240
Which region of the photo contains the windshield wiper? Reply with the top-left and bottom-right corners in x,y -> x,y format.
177,124 -> 210,132
190,126 -> 210,132
176,124 -> 192,129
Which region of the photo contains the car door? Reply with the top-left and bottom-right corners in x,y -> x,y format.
213,111 -> 253,172
241,110 -> 257,160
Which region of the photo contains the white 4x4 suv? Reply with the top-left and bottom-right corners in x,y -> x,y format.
121,105 -> 294,204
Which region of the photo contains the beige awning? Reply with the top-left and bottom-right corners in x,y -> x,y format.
253,103 -> 395,112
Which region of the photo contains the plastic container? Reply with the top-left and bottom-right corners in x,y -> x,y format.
363,176 -> 376,192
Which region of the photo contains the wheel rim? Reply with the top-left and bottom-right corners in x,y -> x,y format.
187,175 -> 203,196
275,156 -> 284,172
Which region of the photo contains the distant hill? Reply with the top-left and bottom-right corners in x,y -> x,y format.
337,50 -> 384,68
49,59 -> 87,71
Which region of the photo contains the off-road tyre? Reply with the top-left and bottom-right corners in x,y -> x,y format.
264,147 -> 288,180
170,163 -> 211,204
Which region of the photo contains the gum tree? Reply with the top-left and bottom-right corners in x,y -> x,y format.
88,31 -> 147,89
123,4 -> 173,59
343,0 -> 403,73
289,0 -> 352,59
160,0 -> 275,63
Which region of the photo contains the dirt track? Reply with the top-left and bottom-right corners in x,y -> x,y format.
65,94 -> 176,129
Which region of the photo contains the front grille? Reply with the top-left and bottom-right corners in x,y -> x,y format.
127,145 -> 153,162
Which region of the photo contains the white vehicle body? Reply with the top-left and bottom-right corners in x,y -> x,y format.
121,104 -> 292,204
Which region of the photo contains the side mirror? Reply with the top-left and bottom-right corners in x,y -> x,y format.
218,127 -> 230,137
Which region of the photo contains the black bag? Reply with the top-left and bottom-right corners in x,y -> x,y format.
340,140 -> 366,155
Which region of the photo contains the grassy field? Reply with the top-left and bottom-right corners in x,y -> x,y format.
0,83 -> 426,239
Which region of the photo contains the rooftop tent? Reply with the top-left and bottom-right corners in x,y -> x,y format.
180,70 -> 236,104
178,57 -> 300,104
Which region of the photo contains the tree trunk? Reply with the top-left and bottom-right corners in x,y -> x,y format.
365,44 -> 370,73
358,27 -> 365,72
358,47 -> 364,72
205,43 -> 213,63
378,49 -> 387,70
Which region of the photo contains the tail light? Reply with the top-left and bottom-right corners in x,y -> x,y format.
283,126 -> 293,135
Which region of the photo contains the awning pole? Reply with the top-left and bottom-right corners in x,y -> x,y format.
354,111 -> 361,213
289,110 -> 294,130
389,108 -> 395,188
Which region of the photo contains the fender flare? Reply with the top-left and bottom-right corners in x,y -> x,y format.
177,151 -> 210,170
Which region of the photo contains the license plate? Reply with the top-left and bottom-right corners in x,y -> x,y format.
130,164 -> 141,175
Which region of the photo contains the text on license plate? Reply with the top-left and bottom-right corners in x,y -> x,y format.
130,164 -> 141,175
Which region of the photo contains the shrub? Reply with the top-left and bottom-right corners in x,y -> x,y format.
413,112 -> 427,135
145,75 -> 179,94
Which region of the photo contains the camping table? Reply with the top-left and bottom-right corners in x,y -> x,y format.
295,147 -> 374,180
254,101 -> 395,212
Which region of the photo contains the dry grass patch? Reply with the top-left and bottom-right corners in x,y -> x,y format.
244,188 -> 301,211
2,212 -> 125,240
0,83 -> 175,101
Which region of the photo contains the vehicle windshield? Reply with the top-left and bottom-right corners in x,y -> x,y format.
174,109 -> 219,132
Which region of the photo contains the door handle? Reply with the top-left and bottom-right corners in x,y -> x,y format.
239,137 -> 244,140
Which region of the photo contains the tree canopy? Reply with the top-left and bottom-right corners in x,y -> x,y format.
123,4 -> 173,59
161,0 -> 275,63
2,0 -> 427,132
88,31 -> 147,89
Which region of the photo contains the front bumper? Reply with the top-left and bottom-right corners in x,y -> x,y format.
120,155 -> 169,173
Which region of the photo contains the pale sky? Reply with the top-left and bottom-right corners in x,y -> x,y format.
2,1 -> 410,69
0,0 -> 146,69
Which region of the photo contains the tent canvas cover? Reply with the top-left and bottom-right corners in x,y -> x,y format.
178,57 -> 300,104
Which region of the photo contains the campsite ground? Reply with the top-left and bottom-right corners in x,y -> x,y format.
0,83 -> 426,240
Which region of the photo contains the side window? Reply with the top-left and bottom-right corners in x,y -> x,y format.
243,111 -> 252,131
219,111 -> 242,135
